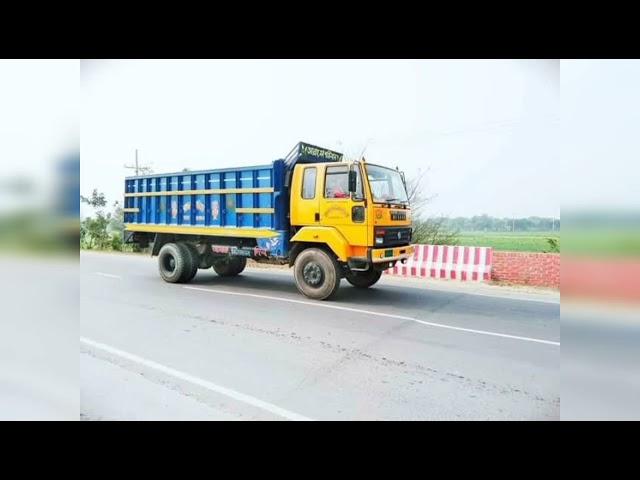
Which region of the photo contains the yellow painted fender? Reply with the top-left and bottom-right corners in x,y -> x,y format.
290,226 -> 350,262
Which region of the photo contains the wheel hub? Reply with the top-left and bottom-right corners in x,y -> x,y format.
163,254 -> 176,272
302,262 -> 324,287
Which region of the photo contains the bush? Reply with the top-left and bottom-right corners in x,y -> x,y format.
110,233 -> 123,251
412,217 -> 459,245
546,237 -> 560,253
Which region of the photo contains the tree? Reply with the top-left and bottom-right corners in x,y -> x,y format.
405,169 -> 459,245
81,214 -> 111,249
109,201 -> 124,234
404,168 -> 435,221
412,216 -> 460,245
80,189 -> 106,209
80,189 -> 111,249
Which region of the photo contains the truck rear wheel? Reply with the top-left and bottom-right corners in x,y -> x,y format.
198,249 -> 216,269
158,243 -> 192,283
293,248 -> 340,300
181,242 -> 200,282
345,268 -> 382,288
213,256 -> 247,277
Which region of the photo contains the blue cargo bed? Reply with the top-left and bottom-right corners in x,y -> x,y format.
123,160 -> 290,256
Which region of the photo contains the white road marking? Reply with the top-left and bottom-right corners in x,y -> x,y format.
94,272 -> 122,279
80,337 -> 313,421
184,286 -> 560,346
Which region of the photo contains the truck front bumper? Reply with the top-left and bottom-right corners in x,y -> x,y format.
370,244 -> 415,264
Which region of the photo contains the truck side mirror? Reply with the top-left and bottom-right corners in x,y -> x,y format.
348,169 -> 357,193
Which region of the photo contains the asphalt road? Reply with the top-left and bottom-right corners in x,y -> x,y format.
80,250 -> 560,420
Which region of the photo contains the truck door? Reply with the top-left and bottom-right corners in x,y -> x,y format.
319,164 -> 368,248
290,164 -> 320,226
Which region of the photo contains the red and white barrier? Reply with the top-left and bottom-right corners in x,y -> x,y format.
385,245 -> 493,281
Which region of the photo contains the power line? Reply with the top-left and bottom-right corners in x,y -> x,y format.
124,149 -> 153,176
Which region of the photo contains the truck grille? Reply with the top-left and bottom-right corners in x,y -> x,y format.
390,210 -> 407,221
375,227 -> 412,247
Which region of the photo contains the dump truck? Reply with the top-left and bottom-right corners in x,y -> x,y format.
123,142 -> 414,300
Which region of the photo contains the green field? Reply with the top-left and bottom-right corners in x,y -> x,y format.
455,231 -> 560,253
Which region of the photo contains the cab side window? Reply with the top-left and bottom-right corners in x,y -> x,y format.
302,167 -> 317,199
324,165 -> 350,199
354,166 -> 364,199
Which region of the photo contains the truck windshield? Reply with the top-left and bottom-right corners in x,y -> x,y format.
365,164 -> 409,204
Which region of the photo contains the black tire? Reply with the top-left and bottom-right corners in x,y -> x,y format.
213,256 -> 247,277
181,242 -> 200,282
293,248 -> 341,300
158,243 -> 191,283
345,268 -> 382,288
198,249 -> 215,269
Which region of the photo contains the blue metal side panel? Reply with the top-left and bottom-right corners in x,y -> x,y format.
137,178 -> 144,223
124,161 -> 290,256
239,170 -> 253,227
130,178 -> 135,222
257,168 -> 272,228
145,178 -> 153,223
223,171 -> 237,227
156,178 -> 162,223
272,159 -> 288,232
209,172 -> 222,226
256,232 -> 289,257
124,179 -> 132,223
181,174 -> 192,225
137,179 -> 143,222
159,177 -> 167,223
169,176 -> 179,224
195,174 -> 205,225
272,159 -> 290,257
131,178 -> 137,223
149,178 -> 156,223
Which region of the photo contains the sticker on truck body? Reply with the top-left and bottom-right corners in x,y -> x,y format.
211,200 -> 220,220
211,244 -> 270,257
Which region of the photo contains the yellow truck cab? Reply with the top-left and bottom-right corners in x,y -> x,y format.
123,142 -> 414,300
288,155 -> 414,297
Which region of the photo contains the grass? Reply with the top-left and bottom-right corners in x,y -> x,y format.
454,231 -> 560,253
562,228 -> 640,257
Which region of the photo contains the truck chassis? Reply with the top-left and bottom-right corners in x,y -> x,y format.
126,230 -> 405,300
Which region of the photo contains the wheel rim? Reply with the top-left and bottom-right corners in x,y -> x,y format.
162,254 -> 176,273
302,261 -> 324,287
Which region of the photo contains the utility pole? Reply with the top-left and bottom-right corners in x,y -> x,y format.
124,149 -> 152,176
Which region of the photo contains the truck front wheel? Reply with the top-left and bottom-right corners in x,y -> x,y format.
345,268 -> 382,288
293,248 -> 340,300
213,256 -> 247,277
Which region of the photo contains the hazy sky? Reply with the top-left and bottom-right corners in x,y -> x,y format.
81,59 -> 559,218
561,60 -> 640,212
0,60 -> 77,212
